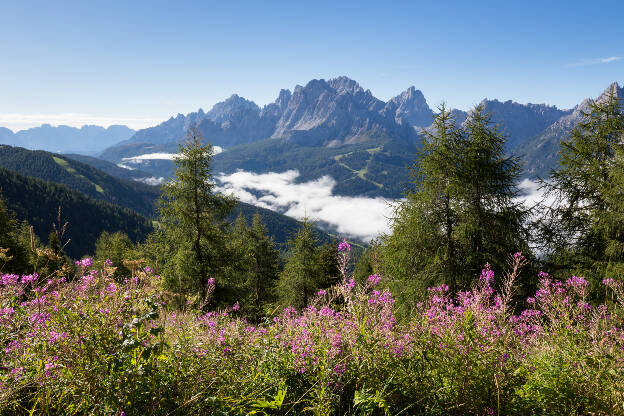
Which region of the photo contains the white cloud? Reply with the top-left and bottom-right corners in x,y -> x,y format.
215,170 -> 394,242
515,178 -> 560,210
0,113 -> 161,131
121,147 -> 223,164
122,153 -> 178,161
566,56 -> 622,67
135,177 -> 167,186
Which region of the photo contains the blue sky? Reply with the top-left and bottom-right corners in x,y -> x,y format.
1,0 -> 623,130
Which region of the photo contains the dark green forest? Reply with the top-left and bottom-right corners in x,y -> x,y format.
0,167 -> 153,259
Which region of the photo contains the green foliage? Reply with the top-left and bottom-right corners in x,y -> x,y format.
95,231 -> 139,280
382,104 -> 530,306
0,193 -> 29,273
278,219 -> 324,309
0,167 -> 153,259
353,249 -> 375,284
540,90 -> 624,288
0,145 -> 160,217
317,242 -> 341,288
224,214 -> 280,319
156,127 -> 236,300
229,203 -> 334,251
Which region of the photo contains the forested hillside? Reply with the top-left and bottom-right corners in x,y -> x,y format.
64,153 -> 155,182
0,145 -> 160,217
0,168 -> 153,258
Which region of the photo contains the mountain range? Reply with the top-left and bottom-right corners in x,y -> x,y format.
93,78 -> 623,201
0,124 -> 135,154
2,77 -> 623,202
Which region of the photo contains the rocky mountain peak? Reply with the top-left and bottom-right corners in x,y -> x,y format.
207,94 -> 260,123
328,76 -> 364,95
387,86 -> 434,128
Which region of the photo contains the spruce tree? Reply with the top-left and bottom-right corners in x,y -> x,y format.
382,104 -> 464,297
317,242 -> 340,288
224,213 -> 280,317
458,105 -> 530,281
247,214 -> 280,316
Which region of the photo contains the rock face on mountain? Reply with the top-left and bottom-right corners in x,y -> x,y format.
480,99 -> 571,150
520,82 -> 624,178
126,109 -> 206,145
95,77 -> 624,184
110,76 -> 419,155
0,125 -> 135,154
271,77 -> 418,146
386,86 -> 435,128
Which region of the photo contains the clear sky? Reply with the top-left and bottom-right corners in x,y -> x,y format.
1,0 -> 623,130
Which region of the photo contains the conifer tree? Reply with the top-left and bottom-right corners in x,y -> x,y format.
382,104 -> 465,296
156,126 -> 237,300
246,214 -> 281,316
277,220 -> 322,309
224,213 -> 280,317
458,106 -> 530,280
382,104 -> 530,304
317,242 -> 340,288
540,88 -> 624,284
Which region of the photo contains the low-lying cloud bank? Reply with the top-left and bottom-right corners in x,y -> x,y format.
215,173 -> 554,244
215,170 -> 395,242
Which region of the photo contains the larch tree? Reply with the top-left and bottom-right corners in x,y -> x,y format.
539,87 -> 624,285
382,104 -> 530,306
156,126 -> 237,301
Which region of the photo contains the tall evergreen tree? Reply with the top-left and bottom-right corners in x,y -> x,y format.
224,213 -> 280,317
382,104 -> 530,304
317,242 -> 341,288
458,106 -> 530,280
277,220 -> 322,309
382,105 -> 464,296
540,88 -> 624,284
156,126 -> 236,300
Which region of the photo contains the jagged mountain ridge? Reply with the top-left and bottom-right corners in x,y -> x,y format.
520,82 -> 624,178
102,77 -> 426,161
103,76 -> 579,161
97,77 -> 622,188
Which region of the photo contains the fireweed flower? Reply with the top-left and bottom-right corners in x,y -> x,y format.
75,258 -> 94,268
480,264 -> 495,285
104,259 -> 114,267
338,240 -> 351,252
367,274 -> 381,286
20,274 -> 37,285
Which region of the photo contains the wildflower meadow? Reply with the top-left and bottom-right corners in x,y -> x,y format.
1,244 -> 623,415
